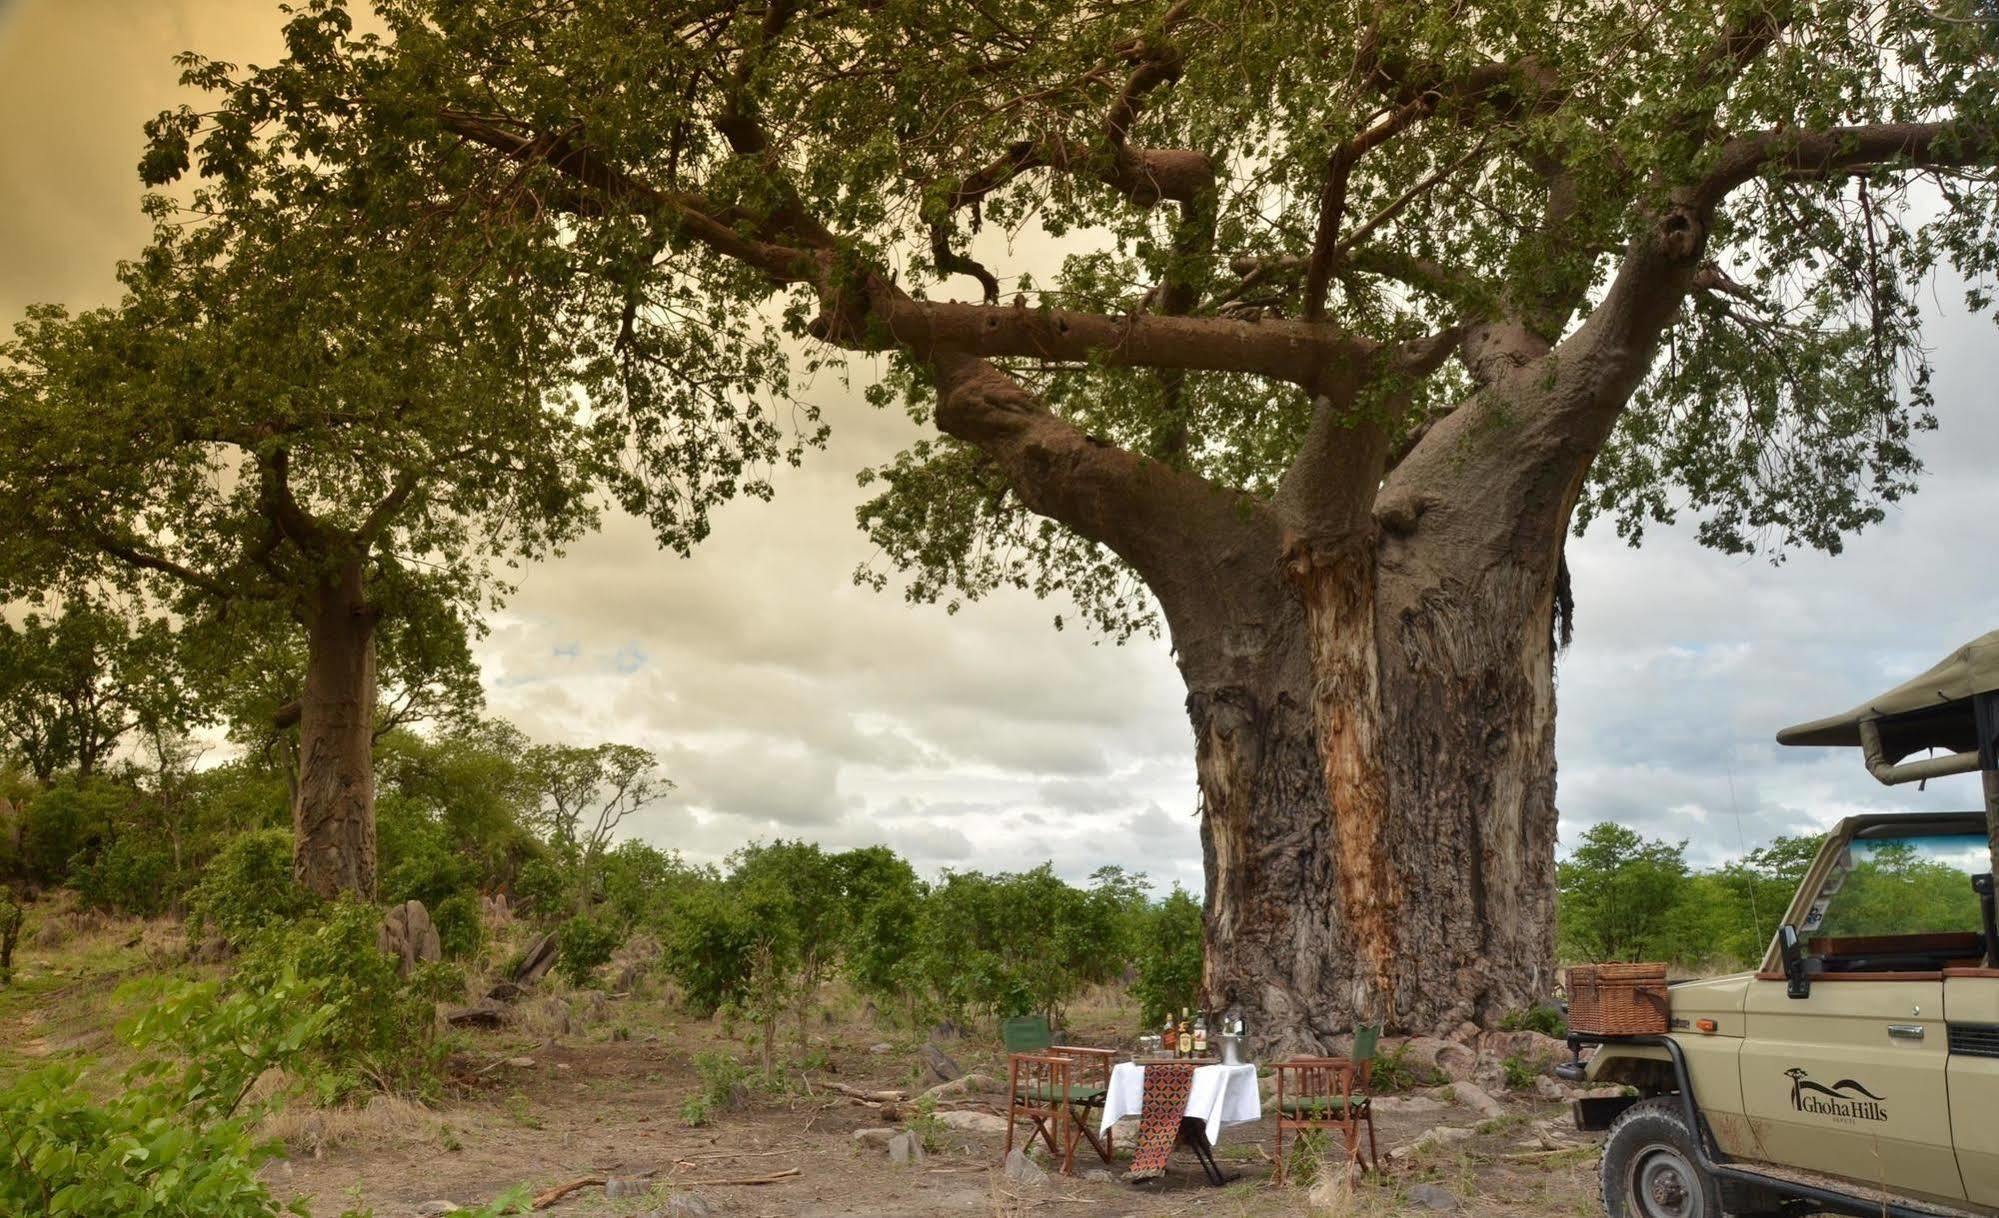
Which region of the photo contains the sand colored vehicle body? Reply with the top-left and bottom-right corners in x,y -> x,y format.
1578,633 -> 1999,1217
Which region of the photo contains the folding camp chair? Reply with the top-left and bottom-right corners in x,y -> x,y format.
1001,1014 -> 1115,1173
1272,1024 -> 1380,1181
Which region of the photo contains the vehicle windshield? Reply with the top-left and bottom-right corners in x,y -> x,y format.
1800,830 -> 1988,972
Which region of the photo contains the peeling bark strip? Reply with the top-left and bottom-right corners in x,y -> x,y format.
293,557 -> 380,899
1288,537 -> 1400,1018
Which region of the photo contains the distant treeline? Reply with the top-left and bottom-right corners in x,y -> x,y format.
1555,822 -> 1822,970
0,717 -> 1205,1031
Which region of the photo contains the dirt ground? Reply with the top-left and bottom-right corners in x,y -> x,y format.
2,913 -> 1608,1218
265,993 -> 1608,1218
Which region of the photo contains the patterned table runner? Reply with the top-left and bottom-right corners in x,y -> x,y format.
1124,1061 -> 1197,1180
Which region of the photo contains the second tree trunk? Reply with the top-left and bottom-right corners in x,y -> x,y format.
293,559 -> 380,899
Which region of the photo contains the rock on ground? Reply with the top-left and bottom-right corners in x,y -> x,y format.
887,1130 -> 927,1166
919,1043 -> 963,1084
932,1109 -> 1009,1135
1003,1147 -> 1049,1187
605,1177 -> 650,1199
1405,1182 -> 1459,1211
414,1203 -> 460,1218
1371,1094 -> 1448,1116
852,1127 -> 898,1149
377,900 -> 443,977
1389,1124 -> 1475,1162
1448,1081 -> 1506,1119
510,931 -> 558,985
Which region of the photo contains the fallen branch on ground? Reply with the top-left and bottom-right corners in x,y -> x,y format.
828,1081 -> 905,1102
530,1176 -> 603,1209
677,1167 -> 802,1187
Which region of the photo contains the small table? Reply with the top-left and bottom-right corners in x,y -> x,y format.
1100,1061 -> 1261,1185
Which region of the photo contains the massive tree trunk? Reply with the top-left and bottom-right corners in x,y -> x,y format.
293,556 -> 380,898
1191,528 -> 1562,1045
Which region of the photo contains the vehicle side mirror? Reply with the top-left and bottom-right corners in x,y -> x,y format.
1779,924 -> 1810,999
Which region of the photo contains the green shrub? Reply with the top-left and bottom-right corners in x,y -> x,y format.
598,840 -> 695,927
554,914 -> 621,988
1499,1005 -> 1568,1038
512,856 -> 570,922
694,1050 -> 749,1108
235,898 -> 455,1100
72,833 -> 176,917
1502,1052 -> 1540,1090
378,796 -> 476,911
188,828 -> 314,943
1132,886 -> 1203,1027
910,866 -> 1129,1023
661,881 -> 761,1014
1369,1042 -> 1446,1093
0,973 -> 328,1218
433,890 -> 486,961
0,886 -> 24,986
17,776 -> 125,884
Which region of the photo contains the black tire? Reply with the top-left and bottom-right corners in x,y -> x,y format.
1601,1097 -> 1725,1218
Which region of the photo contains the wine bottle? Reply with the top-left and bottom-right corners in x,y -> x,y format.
1162,1015 -> 1176,1056
1192,1012 -> 1207,1057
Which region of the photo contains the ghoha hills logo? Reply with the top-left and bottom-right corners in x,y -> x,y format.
1785,1068 -> 1888,1122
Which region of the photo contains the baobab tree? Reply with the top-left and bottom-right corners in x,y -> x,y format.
169,0 -> 1994,1041
0,28 -> 748,896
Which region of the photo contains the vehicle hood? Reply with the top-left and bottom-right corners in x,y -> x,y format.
1668,972 -> 1752,1036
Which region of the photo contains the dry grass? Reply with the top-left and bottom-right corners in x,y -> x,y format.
257,1089 -> 448,1158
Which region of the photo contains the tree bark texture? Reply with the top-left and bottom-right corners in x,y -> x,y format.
1192,532 -> 1562,1046
293,557 -> 380,899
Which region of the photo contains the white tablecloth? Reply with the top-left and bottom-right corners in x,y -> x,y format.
1099,1061 -> 1261,1147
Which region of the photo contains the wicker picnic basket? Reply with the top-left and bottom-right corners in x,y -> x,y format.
1565,963 -> 1669,1035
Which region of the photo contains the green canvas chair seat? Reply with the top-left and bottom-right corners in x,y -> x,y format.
1278,1095 -> 1369,1116
1019,1080 -> 1108,1104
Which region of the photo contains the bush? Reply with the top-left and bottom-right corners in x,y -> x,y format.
512,856 -> 571,923
1132,886 -> 1203,1027
1502,1052 -> 1541,1090
433,890 -> 486,961
1499,1005 -> 1568,1038
188,829 -> 314,944
0,970 -> 535,1217
660,881 -> 761,1014
378,795 -> 476,911
554,914 -> 621,988
71,834 -> 176,917
598,840 -> 695,927
17,776 -> 126,884
910,866 -> 1129,1023
235,898 -> 455,1100
0,973 -> 327,1218
1370,1042 -> 1446,1093
682,1050 -> 750,1126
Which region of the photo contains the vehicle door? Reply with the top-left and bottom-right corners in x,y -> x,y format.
1738,832 -> 1978,1202
1946,967 -> 1999,1206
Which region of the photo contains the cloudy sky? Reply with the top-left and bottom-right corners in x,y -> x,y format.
4,0 -> 1991,892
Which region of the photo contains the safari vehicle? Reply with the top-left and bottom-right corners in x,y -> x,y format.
1564,632 -> 1999,1218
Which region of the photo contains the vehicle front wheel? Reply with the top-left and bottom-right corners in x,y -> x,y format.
1600,1098 -> 1723,1218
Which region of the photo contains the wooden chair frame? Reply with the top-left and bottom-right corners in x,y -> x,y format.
1273,1055 -> 1378,1182
1002,1045 -> 1116,1174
